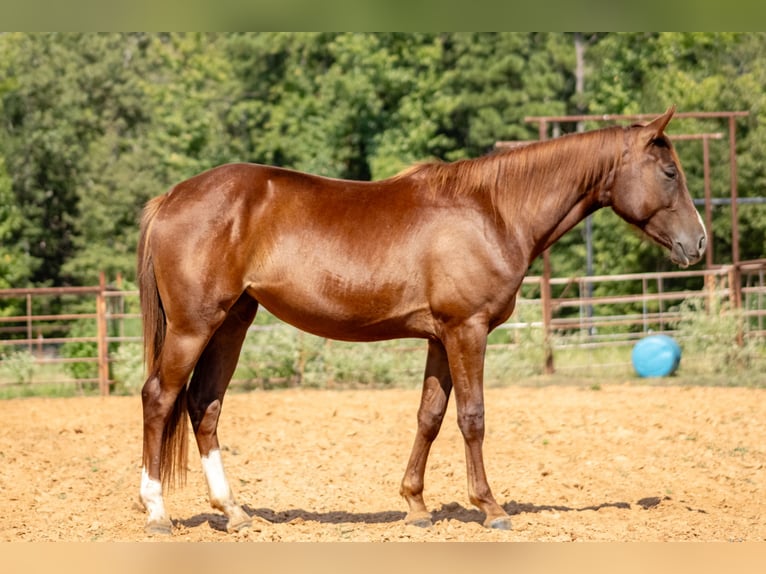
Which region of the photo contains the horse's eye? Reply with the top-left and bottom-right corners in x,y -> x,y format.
663,165 -> 677,180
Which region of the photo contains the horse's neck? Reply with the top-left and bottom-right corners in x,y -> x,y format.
536,192 -> 602,256
512,137 -> 618,261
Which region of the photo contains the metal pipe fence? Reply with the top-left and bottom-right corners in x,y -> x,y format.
1,262 -> 764,393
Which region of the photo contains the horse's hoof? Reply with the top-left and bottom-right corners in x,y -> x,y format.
145,519 -> 173,536
224,506 -> 253,533
226,517 -> 252,534
404,511 -> 433,528
407,517 -> 433,528
485,516 -> 513,530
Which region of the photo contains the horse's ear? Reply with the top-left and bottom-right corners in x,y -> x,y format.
641,105 -> 676,142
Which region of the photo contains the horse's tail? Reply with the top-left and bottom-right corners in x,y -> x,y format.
138,196 -> 166,378
138,194 -> 188,490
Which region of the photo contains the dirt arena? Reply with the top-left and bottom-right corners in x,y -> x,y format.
1,384 -> 764,542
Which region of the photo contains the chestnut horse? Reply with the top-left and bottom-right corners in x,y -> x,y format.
138,107 -> 706,534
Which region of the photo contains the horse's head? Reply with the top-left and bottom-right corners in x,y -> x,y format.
610,106 -> 707,267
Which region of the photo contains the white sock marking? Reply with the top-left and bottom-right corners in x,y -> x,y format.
140,467 -> 167,523
201,449 -> 233,507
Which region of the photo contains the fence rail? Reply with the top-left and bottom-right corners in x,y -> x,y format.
1,262 -> 765,394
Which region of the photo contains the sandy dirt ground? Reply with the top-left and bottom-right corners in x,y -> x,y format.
1,384 -> 764,542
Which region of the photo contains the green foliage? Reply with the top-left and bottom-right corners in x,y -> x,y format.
110,342 -> 144,395
486,303 -> 547,379
321,339 -> 425,387
237,313 -> 423,389
238,323 -> 324,388
0,349 -> 37,384
0,157 -> 30,296
0,381 -> 86,399
1,34 -> 112,284
60,319 -> 98,381
676,296 -> 762,380
237,305 -> 548,390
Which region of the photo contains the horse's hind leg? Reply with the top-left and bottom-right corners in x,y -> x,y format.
187,293 -> 258,533
400,339 -> 452,527
141,328 -> 214,535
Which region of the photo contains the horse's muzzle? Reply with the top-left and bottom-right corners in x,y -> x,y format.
671,232 -> 707,268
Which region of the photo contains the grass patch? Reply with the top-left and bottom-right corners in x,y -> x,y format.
2,296 -> 765,399
0,381 -> 98,400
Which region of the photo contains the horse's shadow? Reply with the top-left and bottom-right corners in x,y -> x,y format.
178,498 -> 648,533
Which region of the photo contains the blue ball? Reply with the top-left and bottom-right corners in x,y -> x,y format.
631,334 -> 681,378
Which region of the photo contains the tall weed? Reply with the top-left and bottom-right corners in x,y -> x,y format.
0,349 -> 38,384
676,296 -> 763,382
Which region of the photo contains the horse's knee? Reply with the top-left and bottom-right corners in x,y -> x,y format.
457,405 -> 485,439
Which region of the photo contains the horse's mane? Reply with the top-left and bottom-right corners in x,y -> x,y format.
392,125 -> 626,230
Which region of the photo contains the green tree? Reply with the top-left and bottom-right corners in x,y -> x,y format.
222,33 -> 576,179
63,33 -> 237,283
0,33 -> 156,285
0,157 -> 30,291
438,33 -> 573,159
0,41 -> 32,311
223,33 -> 338,173
0,33 -> 241,285
1,33 -> 82,285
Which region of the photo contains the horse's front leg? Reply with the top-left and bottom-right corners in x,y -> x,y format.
400,339 -> 453,527
444,321 -> 512,530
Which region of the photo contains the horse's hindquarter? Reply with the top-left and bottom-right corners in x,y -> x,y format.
242,166 -> 520,342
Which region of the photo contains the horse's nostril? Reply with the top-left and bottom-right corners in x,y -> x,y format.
698,234 -> 707,252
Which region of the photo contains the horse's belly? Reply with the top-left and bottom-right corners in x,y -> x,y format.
246,278 -> 432,342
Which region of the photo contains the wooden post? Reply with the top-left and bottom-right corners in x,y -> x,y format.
96,272 -> 110,396
705,273 -> 716,315
728,265 -> 742,310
